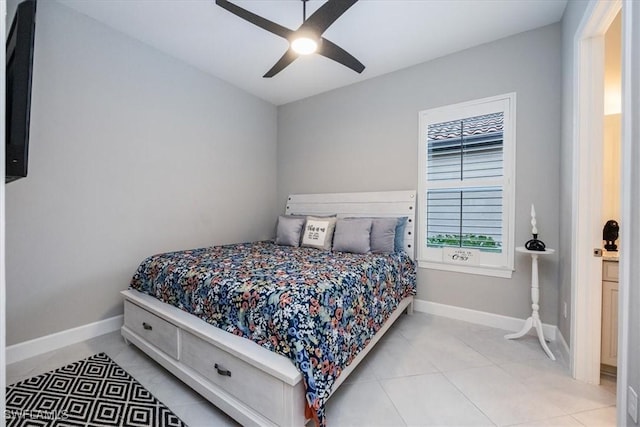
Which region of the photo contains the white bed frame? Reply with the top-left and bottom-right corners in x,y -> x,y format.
121,190 -> 416,426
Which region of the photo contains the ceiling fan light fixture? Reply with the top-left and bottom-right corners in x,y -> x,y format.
216,0 -> 364,77
291,36 -> 318,55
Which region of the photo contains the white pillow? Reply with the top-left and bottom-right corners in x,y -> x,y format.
301,216 -> 337,250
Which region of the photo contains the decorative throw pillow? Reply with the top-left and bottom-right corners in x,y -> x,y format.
394,217 -> 409,252
301,216 -> 337,250
332,218 -> 373,254
275,216 -> 306,247
370,217 -> 398,253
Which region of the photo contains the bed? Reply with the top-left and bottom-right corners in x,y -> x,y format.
120,191 -> 417,426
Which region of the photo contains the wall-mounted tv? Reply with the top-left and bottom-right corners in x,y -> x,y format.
6,0 -> 37,183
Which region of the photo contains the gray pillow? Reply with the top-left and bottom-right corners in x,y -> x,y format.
275,216 -> 306,247
301,216 -> 337,250
394,217 -> 408,252
332,218 -> 373,254
370,217 -> 398,253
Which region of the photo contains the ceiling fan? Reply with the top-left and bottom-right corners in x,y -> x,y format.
215,0 -> 365,78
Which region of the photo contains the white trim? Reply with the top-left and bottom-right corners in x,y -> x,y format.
6,315 -> 124,364
413,299 -> 557,341
571,0 -> 622,386
617,0 -> 637,421
417,93 -> 516,279
557,329 -> 571,365
417,261 -> 513,278
571,27 -> 605,383
1,0 -> 7,418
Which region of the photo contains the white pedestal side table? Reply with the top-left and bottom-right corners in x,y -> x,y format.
505,247 -> 556,360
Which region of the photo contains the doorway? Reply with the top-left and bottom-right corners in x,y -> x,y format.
600,11 -> 622,382
571,0 -> 631,423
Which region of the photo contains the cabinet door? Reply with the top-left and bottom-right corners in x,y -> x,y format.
601,280 -> 619,367
603,261 -> 619,281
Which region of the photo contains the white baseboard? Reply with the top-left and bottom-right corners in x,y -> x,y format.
413,299 -> 558,341
5,302 -> 563,365
6,315 -> 124,365
556,328 -> 571,364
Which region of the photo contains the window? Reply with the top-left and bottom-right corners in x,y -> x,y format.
418,93 -> 516,278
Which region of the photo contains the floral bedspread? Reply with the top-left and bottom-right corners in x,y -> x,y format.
129,241 -> 416,425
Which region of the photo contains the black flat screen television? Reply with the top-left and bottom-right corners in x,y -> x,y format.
6,0 -> 37,183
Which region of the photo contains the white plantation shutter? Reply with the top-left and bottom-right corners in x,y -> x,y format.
418,94 -> 515,278
426,113 -> 504,181
426,188 -> 503,252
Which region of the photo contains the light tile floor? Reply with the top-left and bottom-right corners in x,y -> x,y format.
6,312 -> 617,426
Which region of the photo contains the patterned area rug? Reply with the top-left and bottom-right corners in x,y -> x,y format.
5,353 -> 187,427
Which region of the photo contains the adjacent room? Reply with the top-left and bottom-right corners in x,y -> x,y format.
2,0 -> 640,426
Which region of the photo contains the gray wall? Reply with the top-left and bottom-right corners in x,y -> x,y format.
557,0 -> 590,347
278,24 -> 562,323
5,1 -> 278,345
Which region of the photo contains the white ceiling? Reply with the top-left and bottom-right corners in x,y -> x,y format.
56,0 -> 567,106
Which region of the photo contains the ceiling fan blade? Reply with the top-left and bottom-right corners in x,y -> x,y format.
300,0 -> 359,35
263,49 -> 299,78
216,0 -> 293,39
317,38 -> 365,74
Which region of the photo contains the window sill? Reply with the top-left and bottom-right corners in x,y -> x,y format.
417,260 -> 514,278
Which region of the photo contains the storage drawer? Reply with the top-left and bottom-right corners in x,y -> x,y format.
124,301 -> 179,359
603,261 -> 619,281
181,331 -> 284,424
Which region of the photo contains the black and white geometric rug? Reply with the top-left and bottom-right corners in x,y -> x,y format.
5,352 -> 187,426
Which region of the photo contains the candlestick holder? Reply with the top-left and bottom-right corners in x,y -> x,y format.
525,233 -> 546,251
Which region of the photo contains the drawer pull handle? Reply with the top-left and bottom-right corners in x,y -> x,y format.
142,322 -> 153,330
214,363 -> 232,377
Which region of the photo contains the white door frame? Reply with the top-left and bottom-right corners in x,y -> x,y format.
1,0 -> 7,417
570,0 -> 620,386
616,0 -> 638,422
571,0 -> 640,425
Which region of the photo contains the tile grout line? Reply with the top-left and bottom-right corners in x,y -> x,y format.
569,404 -> 618,422
439,369 -> 499,426
377,377 -> 411,427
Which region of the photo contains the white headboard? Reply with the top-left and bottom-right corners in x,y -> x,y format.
285,190 -> 416,260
